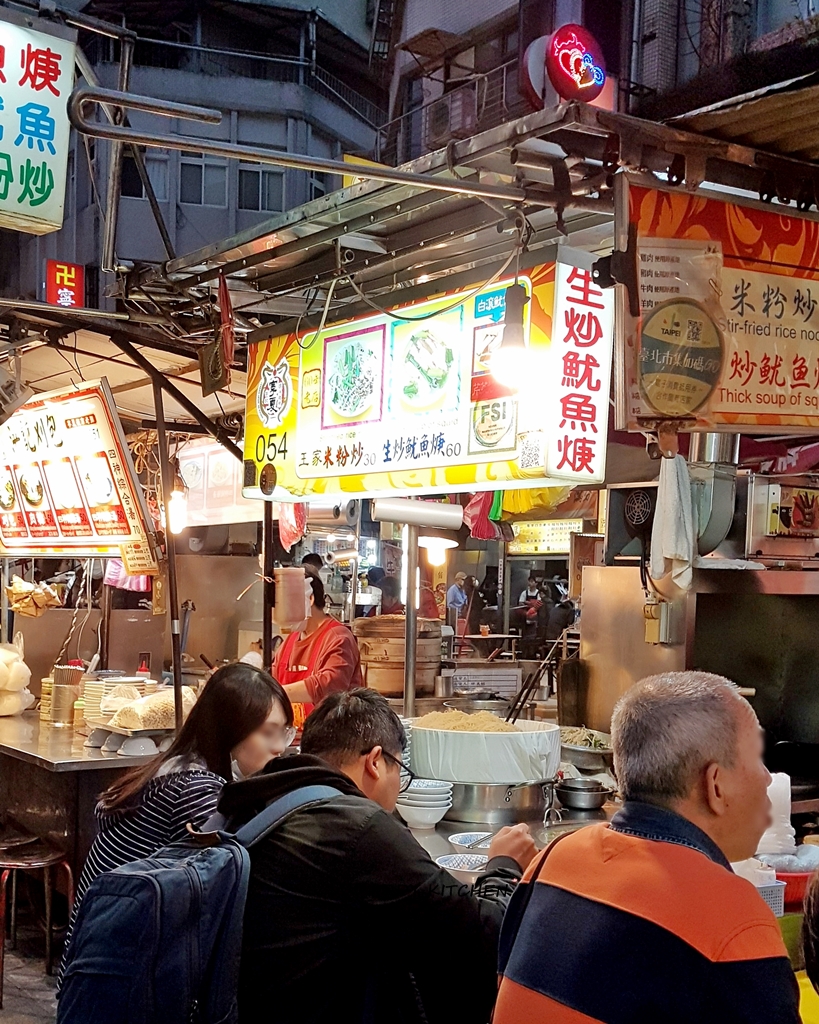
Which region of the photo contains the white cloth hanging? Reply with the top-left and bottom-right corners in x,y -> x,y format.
650,454 -> 696,590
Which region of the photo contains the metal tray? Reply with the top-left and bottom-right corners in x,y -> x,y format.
85,717 -> 174,739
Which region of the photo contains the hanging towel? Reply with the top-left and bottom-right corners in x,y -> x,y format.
650,454 -> 696,590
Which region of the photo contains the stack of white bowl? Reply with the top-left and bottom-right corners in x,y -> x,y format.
399,716 -> 413,782
396,778 -> 452,830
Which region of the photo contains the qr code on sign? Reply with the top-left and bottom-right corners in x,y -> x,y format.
517,432 -> 544,470
686,319 -> 703,343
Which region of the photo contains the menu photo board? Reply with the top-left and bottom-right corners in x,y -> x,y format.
244,260 -> 616,500
0,378 -> 157,561
619,174 -> 819,434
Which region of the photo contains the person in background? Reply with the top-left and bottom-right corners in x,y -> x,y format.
302,552 -> 324,572
446,571 -> 468,617
368,575 -> 404,617
61,664 -> 293,978
218,689 -> 537,1024
518,574 -> 540,604
365,565 -> 386,587
273,570 -> 363,708
494,671 -> 799,1024
546,597 -> 575,641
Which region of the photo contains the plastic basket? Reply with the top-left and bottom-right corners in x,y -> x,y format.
758,880 -> 786,918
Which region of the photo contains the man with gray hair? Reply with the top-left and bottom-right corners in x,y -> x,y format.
494,671 -> 800,1024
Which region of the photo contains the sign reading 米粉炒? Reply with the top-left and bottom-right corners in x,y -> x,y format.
243,261 -> 616,500
0,11 -> 76,235
619,175 -> 819,434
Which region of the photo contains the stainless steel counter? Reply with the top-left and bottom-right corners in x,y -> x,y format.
0,713 -> 147,772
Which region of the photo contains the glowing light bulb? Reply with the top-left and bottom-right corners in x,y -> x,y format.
490,345 -> 529,388
167,490 -> 188,534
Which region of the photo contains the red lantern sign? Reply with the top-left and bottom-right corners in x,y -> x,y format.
45,259 -> 84,307
545,24 -> 606,103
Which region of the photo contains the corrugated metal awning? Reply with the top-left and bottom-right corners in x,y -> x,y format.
670,71 -> 819,160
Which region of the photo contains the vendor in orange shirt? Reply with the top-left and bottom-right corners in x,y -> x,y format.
273,570 -> 363,713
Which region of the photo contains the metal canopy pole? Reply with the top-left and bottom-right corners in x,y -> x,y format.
262,501 -> 275,673
101,39 -> 134,274
111,334 -> 243,460
404,524 -> 419,718
152,380 -> 183,732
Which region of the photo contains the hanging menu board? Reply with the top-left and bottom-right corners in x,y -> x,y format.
0,378 -> 156,559
244,261 -> 616,499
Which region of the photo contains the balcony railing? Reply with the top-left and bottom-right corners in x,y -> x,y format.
85,36 -> 387,129
375,60 -> 528,165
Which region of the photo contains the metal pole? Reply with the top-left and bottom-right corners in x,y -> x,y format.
111,334 -> 243,460
153,380 -> 184,732
348,522 -> 360,624
99,582 -> 112,669
1,558 -> 8,645
101,38 -> 134,273
262,501 -> 275,673
500,540 -> 511,636
404,523 -> 419,718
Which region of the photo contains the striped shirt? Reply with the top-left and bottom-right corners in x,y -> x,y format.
61,766 -> 223,981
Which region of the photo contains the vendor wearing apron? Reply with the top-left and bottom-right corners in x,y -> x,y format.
273,570 -> 363,729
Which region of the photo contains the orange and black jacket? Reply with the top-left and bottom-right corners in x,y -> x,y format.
495,802 -> 800,1024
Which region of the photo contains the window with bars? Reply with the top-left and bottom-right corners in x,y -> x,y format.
180,152 -> 227,206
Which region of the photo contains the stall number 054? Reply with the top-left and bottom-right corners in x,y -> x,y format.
255,432 -> 288,463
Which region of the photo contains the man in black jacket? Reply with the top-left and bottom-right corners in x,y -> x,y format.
218,688 -> 536,1024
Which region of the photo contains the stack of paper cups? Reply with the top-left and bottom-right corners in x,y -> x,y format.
756,772 -> 796,856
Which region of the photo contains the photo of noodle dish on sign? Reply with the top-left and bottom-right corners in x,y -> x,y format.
322,325 -> 385,427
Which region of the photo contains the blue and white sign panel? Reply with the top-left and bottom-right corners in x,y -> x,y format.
0,11 -> 75,234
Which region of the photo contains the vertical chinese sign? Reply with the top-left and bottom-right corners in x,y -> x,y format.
45,259 -> 84,306
545,256 -> 615,483
0,10 -> 75,234
619,175 -> 819,433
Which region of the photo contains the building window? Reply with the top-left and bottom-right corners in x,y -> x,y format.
238,164 -> 284,213
309,172 -> 332,200
180,152 -> 227,206
121,151 -> 169,202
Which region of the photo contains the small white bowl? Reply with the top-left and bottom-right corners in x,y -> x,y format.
396,802 -> 450,829
406,779 -> 452,793
448,832 -> 493,852
118,736 -> 159,757
398,791 -> 453,805
436,853 -> 489,885
101,732 -> 124,752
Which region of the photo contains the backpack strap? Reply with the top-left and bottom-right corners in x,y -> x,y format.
233,785 -> 343,848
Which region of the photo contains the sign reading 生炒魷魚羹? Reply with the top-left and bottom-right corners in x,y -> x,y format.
243,261 -> 616,500
0,10 -> 76,235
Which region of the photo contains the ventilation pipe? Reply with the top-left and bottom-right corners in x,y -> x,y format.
688,433 -> 741,555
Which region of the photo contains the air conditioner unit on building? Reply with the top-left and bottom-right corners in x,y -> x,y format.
425,89 -> 477,148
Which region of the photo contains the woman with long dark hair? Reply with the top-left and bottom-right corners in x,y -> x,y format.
65,663 -> 293,952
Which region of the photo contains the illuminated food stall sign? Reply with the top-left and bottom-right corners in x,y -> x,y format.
619,176 -> 819,434
177,438 -> 279,527
508,519 -> 585,555
545,24 -> 606,103
0,379 -> 156,560
45,259 -> 84,307
0,10 -> 76,234
243,261 -> 616,500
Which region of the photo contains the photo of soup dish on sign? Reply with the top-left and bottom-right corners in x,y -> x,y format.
393,315 -> 461,414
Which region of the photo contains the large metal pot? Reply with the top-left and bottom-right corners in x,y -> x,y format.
443,698 -> 536,722
444,780 -> 556,825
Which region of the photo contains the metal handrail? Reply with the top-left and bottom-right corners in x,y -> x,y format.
67,87 -> 529,210
86,35 -> 387,128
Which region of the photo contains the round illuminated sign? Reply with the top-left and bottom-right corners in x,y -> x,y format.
546,24 -> 606,103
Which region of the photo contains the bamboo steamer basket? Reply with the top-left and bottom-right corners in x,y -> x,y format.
354,615 -> 441,697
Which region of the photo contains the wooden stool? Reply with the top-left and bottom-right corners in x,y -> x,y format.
0,841 -> 74,1008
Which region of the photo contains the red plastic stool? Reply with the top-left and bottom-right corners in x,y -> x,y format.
0,841 -> 74,1008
